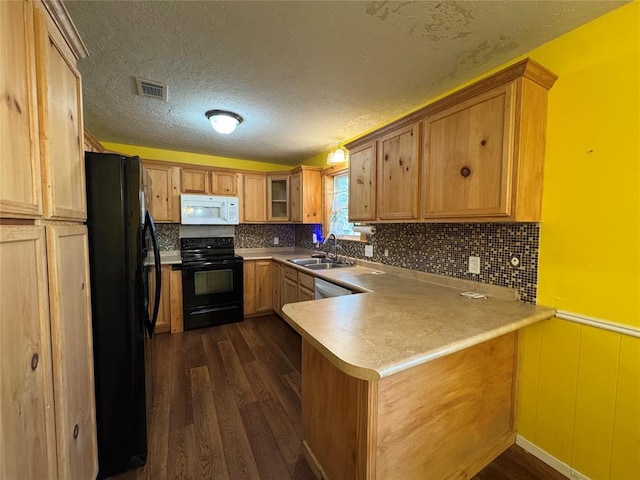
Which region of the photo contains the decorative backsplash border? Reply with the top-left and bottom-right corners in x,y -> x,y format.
156,222 -> 540,304
296,223 -> 540,304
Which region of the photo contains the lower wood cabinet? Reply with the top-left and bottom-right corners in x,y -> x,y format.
148,264 -> 183,334
244,260 -> 273,316
278,264 -> 315,312
272,262 -> 281,315
0,225 -> 98,479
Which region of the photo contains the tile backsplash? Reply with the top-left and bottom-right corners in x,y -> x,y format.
296,223 -> 540,304
154,223 -> 295,251
157,222 -> 540,304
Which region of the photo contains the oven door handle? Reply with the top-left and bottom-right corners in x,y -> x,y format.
143,210 -> 162,338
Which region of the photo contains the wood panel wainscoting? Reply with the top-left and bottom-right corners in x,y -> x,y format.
108,316 -> 567,480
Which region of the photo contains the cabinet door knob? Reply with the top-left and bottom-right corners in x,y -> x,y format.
481,139 -> 487,146
31,353 -> 39,371
460,167 -> 471,177
73,424 -> 79,439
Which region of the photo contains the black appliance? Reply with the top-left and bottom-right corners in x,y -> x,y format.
181,237 -> 244,330
85,152 -> 161,479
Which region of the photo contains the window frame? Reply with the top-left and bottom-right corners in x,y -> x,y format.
322,164 -> 363,242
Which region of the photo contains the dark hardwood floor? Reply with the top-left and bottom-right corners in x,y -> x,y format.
109,315 -> 566,480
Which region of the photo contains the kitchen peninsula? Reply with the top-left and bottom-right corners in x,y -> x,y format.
275,259 -> 555,480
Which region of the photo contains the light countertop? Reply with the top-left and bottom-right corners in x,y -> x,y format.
242,248 -> 556,381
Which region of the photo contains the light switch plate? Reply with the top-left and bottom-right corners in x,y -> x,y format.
365,245 -> 374,257
273,237 -> 279,246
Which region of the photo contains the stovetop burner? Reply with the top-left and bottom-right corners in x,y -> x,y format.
180,237 -> 240,265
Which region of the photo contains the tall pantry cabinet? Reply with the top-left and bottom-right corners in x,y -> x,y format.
0,1 -> 97,479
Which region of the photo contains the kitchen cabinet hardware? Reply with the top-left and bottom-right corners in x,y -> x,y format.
73,424 -> 79,439
460,167 -> 471,177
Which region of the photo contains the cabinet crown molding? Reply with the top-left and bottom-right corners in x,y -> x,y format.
41,0 -> 88,59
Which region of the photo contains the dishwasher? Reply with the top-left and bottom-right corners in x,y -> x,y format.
314,278 -> 353,298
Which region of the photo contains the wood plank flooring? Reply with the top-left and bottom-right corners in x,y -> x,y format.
109,315 -> 566,480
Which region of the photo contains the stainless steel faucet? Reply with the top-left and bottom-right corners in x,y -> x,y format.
322,233 -> 338,261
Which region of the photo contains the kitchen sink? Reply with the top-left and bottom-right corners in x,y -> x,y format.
304,262 -> 352,270
289,257 -> 335,266
288,257 -> 353,270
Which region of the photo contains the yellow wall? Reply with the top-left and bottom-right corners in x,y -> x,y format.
101,142 -> 292,172
515,2 -> 639,478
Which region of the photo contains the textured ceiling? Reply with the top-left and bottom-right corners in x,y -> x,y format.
66,0 -> 626,165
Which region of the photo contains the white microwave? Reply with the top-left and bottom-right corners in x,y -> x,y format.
180,194 -> 239,225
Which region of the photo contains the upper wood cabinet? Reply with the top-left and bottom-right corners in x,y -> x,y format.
268,174 -> 290,222
377,123 -> 420,220
211,171 -> 238,195
243,173 -> 267,223
142,163 -> 180,223
346,58 -> 556,223
34,7 -> 86,221
45,225 -> 98,479
0,1 -> 42,219
290,166 -> 322,223
180,168 -> 209,194
348,141 -> 377,222
1,226 -> 57,479
423,84 -> 514,218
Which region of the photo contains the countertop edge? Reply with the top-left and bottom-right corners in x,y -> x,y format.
282,305 -> 556,381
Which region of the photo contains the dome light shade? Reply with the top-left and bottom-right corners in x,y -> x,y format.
327,145 -> 349,165
205,110 -> 243,134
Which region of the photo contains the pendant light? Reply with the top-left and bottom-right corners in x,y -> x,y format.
205,110 -> 243,134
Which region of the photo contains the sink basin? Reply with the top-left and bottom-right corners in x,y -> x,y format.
289,257 -> 335,265
304,263 -> 352,270
288,257 -> 353,270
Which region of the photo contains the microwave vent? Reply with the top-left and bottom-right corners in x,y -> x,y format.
135,77 -> 168,101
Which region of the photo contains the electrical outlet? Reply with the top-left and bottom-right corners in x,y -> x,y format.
384,249 -> 389,257
312,233 -> 318,243
468,256 -> 480,274
365,245 -> 374,257
273,237 -> 279,246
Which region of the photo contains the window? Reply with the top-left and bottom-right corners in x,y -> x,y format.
324,169 -> 361,241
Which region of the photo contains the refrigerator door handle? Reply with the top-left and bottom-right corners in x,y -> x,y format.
144,210 -> 162,338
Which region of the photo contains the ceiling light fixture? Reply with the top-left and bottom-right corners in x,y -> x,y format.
327,145 -> 349,165
205,109 -> 243,134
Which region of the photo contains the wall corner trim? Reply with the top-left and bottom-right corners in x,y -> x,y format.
556,311 -> 640,338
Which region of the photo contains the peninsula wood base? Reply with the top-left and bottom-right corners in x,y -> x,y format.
301,332 -> 518,479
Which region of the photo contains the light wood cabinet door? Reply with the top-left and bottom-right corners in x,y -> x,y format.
0,1 -> 42,218
423,84 -> 515,218
1,226 -> 57,479
281,276 -> 298,309
377,123 -> 420,220
244,260 -> 272,316
243,173 -> 267,223
348,142 -> 377,221
272,262 -> 280,315
169,269 -> 184,333
290,172 -> 302,222
45,225 -> 98,480
267,174 -> 290,222
212,171 -> 238,195
34,9 -> 86,221
143,164 -> 175,222
298,286 -> 314,302
291,166 -> 322,223
243,260 -> 256,315
255,260 -> 272,313
181,168 -> 210,194
148,265 -> 171,334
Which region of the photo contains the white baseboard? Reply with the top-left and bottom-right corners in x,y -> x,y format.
516,435 -> 590,480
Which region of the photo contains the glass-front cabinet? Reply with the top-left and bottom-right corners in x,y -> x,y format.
267,174 -> 289,222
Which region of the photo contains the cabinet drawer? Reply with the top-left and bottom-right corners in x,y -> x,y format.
282,265 -> 298,282
298,271 -> 315,291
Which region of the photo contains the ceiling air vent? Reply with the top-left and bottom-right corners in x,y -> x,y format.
135,77 -> 168,101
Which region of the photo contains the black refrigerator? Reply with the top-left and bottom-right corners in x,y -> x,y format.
85,152 -> 162,479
